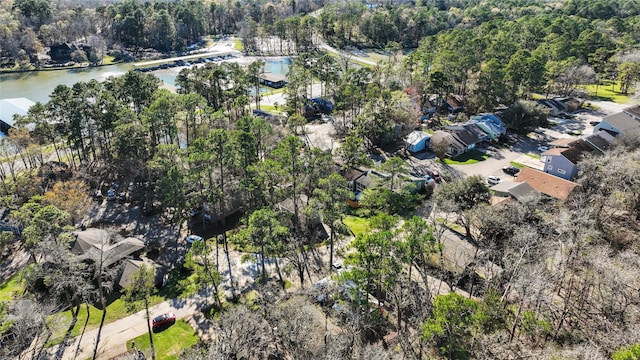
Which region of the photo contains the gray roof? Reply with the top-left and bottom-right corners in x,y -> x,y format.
602,111 -> 640,132
0,98 -> 35,127
260,73 -> 287,82
118,258 -> 163,288
491,181 -> 540,203
445,126 -> 481,146
623,105 -> 640,119
72,228 -> 145,267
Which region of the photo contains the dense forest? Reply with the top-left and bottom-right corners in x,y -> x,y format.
2,0 -> 640,359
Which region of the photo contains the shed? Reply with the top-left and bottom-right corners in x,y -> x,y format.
405,130 -> 431,153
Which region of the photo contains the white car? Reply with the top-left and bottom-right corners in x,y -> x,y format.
185,234 -> 204,244
537,146 -> 549,152
487,176 -> 502,186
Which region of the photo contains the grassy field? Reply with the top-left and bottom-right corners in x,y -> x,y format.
0,273 -> 25,301
343,216 -> 371,236
582,81 -> 631,104
127,320 -> 200,360
444,150 -> 489,165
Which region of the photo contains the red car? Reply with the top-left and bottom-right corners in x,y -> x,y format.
430,170 -> 442,183
152,313 -> 176,331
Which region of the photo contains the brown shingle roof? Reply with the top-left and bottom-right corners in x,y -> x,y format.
514,167 -> 578,200
549,138 -> 578,148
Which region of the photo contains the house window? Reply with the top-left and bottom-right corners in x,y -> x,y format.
546,157 -> 551,163
548,165 -> 553,171
558,169 -> 566,174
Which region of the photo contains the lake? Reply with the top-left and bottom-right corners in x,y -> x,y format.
0,57 -> 291,104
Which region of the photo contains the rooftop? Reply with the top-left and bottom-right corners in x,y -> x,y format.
0,98 -> 36,127
602,111 -> 640,132
515,167 -> 578,200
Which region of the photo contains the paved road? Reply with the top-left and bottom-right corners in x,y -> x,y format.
42,245 -> 279,360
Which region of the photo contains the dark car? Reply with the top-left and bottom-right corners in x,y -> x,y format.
152,313 -> 176,331
502,165 -> 520,176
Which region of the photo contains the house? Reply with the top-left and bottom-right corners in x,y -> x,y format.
537,98 -> 567,116
259,73 -> 287,88
556,97 -> 583,113
405,130 -> 431,153
594,105 -> 640,135
72,228 -> 146,267
430,130 -> 466,157
446,95 -> 464,113
49,43 -> 91,63
0,97 -> 35,133
118,258 -> 166,288
548,137 -> 580,149
583,131 -> 615,154
444,125 -> 483,151
540,145 -> 589,180
514,167 -> 578,201
469,113 -> 506,140
490,181 -> 539,203
342,168 -> 367,193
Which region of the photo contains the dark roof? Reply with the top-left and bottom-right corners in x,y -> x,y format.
462,123 -> 488,139
558,146 -> 586,165
583,131 -> 614,154
445,126 -> 481,146
343,168 -> 366,182
542,141 -> 590,165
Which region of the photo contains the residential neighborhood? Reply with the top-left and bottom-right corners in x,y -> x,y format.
1,0 -> 640,360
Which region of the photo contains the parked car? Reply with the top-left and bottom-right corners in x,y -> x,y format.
152,313 -> 176,331
537,146 -> 549,152
502,166 -> 520,176
487,176 -> 502,185
185,234 -> 204,244
430,170 -> 442,183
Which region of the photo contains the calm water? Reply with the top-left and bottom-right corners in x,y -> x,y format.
0,58 -> 291,104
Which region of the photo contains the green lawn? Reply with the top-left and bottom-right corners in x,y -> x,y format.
46,267 -> 198,347
0,273 -> 25,301
46,297 -> 163,346
232,39 -> 244,51
582,81 -> 631,104
444,150 -> 489,165
510,161 -> 525,169
526,153 -> 541,160
127,320 -> 200,360
342,216 -> 371,236
102,55 -> 117,65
